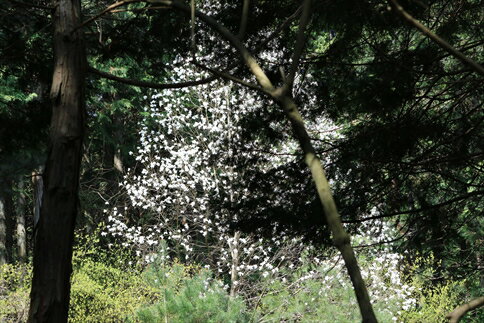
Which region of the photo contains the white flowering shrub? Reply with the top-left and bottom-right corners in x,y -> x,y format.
103,61 -> 316,297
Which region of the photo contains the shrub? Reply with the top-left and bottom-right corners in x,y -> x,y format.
0,230 -> 156,322
0,263 -> 31,322
69,257 -> 155,322
69,230 -> 156,322
398,256 -> 483,323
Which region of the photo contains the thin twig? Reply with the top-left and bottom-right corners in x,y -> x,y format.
344,190 -> 484,223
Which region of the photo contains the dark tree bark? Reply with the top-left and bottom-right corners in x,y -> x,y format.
28,0 -> 86,321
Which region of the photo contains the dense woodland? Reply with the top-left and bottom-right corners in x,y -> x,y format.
0,0 -> 483,322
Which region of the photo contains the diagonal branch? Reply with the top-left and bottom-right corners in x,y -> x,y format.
388,0 -> 484,76
251,5 -> 302,54
163,0 -> 276,92
88,66 -> 216,89
161,2 -> 377,321
190,0 -> 196,59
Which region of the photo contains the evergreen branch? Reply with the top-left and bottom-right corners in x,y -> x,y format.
75,0 -> 143,32
388,0 -> 484,76
88,66 -> 216,89
7,0 -> 54,10
344,190 -> 484,223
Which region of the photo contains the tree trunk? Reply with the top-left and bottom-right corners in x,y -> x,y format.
28,0 -> 86,321
0,180 -> 14,264
229,231 -> 240,298
17,175 -> 27,262
278,96 -> 377,323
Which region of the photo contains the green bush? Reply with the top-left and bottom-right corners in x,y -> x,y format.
134,258 -> 250,323
0,263 -> 31,322
399,280 -> 463,323
0,231 -> 156,322
68,231 -> 156,322
69,257 -> 155,322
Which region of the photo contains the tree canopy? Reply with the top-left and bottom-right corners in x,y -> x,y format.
0,0 -> 482,322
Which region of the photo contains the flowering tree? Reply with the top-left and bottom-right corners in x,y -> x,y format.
104,62 -> 307,297
104,58 -> 419,321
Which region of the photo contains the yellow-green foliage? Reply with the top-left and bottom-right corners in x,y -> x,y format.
399,280 -> 464,323
0,231 -> 156,323
398,254 -> 483,323
68,231 -> 157,322
0,263 -> 31,322
69,257 -> 156,322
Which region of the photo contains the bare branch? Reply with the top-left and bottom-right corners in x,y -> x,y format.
88,66 -> 216,89
190,0 -> 196,59
446,296 -> 484,323
252,5 -> 302,54
110,6 -> 168,13
285,0 -> 311,92
388,0 -> 484,76
75,0 -> 143,32
237,0 -> 250,40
